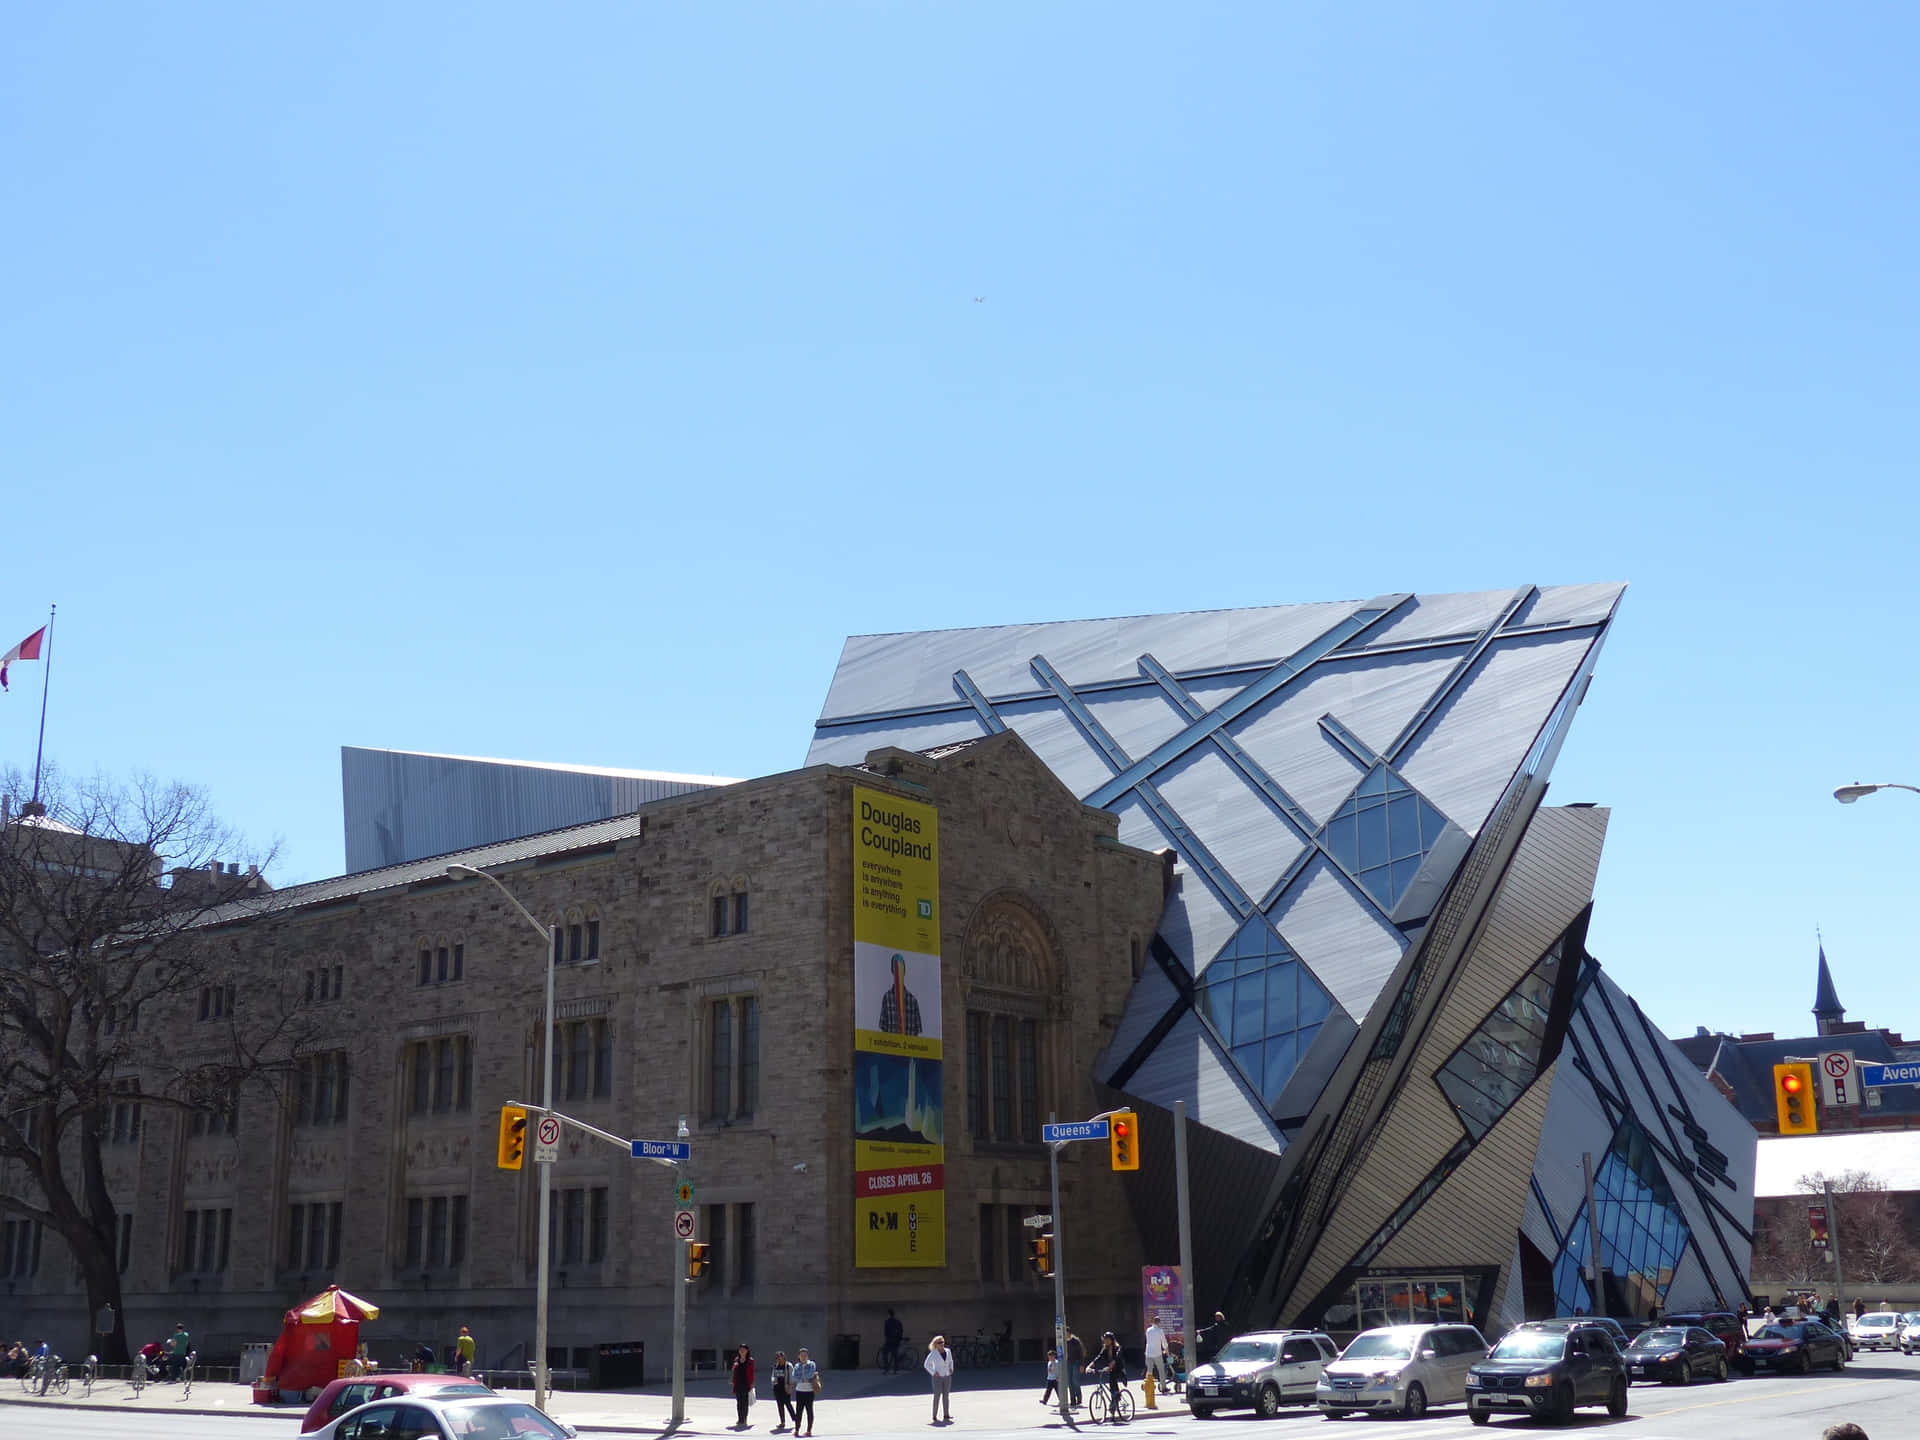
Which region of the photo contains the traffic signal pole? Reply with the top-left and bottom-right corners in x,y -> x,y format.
1048,1113 -> 1071,1425
1825,1178 -> 1847,1319
672,1211 -> 689,1428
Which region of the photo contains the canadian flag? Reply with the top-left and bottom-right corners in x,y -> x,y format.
1,627 -> 45,691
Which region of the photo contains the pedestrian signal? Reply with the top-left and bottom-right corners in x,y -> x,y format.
1774,1063 -> 1817,1135
497,1105 -> 528,1170
1110,1111 -> 1139,1171
1032,1233 -> 1054,1277
687,1242 -> 709,1280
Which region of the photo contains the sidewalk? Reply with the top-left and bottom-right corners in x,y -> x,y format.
0,1365 -> 1185,1435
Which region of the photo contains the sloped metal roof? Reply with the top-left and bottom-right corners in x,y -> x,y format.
808,585 -> 1625,1152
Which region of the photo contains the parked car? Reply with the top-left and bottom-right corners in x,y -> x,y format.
1315,1323 -> 1489,1420
1464,1323 -> 1628,1426
314,1394 -> 576,1440
1622,1326 -> 1728,1384
1662,1311 -> 1744,1358
1186,1330 -> 1339,1417
1898,1312 -> 1920,1356
1851,1312 -> 1902,1352
1514,1315 -> 1635,1350
1741,1322 -> 1848,1375
300,1374 -> 493,1433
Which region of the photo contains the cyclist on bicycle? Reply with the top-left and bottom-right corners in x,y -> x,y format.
1086,1332 -> 1127,1418
882,1309 -> 905,1374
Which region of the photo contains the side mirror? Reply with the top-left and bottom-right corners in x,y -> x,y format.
1419,1348 -> 1437,1360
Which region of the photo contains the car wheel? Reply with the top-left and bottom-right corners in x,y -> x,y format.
1797,1350 -> 1813,1375
1551,1382 -> 1575,1425
1470,1407 -> 1490,1426
1402,1382 -> 1427,1420
1715,1357 -> 1728,1382
1677,1360 -> 1691,1386
1606,1378 -> 1628,1418
1257,1384 -> 1281,1419
1832,1349 -> 1845,1373
1190,1406 -> 1215,1418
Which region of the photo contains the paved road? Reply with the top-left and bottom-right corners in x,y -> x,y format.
5,1354 -> 1914,1439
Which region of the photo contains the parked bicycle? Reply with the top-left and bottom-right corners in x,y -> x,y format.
875,1334 -> 913,1373
23,1352 -> 69,1396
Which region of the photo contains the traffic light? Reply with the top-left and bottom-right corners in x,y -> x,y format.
1774,1063 -> 1818,1135
1110,1111 -> 1139,1171
1027,1233 -> 1054,1277
497,1105 -> 528,1170
687,1242 -> 709,1280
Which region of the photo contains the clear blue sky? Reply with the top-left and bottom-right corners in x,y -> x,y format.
6,4 -> 1915,1041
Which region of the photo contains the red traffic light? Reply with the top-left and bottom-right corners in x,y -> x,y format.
1782,1073 -> 1803,1094
1114,1120 -> 1131,1137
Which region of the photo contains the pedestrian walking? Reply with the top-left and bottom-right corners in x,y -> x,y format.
1041,1348 -> 1058,1405
1066,1329 -> 1085,1407
455,1326 -> 476,1376
1144,1319 -> 1168,1391
924,1335 -> 954,1424
771,1351 -> 795,1432
731,1343 -> 756,1430
1197,1311 -> 1230,1364
791,1348 -> 820,1435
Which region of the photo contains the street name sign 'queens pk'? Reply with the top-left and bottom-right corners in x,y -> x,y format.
1859,1062 -> 1920,1088
1042,1119 -> 1111,1144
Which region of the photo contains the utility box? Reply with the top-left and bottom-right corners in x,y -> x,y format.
594,1341 -> 645,1389
830,1333 -> 861,1370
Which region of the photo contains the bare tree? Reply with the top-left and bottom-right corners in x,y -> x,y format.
0,767 -> 303,1361
1758,1169 -> 1920,1297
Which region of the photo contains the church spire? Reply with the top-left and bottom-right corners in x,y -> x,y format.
1813,937 -> 1846,1036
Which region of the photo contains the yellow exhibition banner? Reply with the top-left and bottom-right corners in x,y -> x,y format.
852,785 -> 945,1268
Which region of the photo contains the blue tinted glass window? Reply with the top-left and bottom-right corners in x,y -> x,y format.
1316,764 -> 1451,911
1551,1119 -> 1691,1318
1196,916 -> 1335,1110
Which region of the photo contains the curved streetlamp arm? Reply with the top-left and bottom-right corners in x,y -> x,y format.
445,863 -> 549,945
1834,782 -> 1920,805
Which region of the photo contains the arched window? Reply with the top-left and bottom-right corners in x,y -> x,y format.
708,876 -> 751,938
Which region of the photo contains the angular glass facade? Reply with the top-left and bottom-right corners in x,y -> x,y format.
1436,940 -> 1563,1139
1197,915 -> 1333,1107
1317,764 -> 1451,912
1551,1120 -> 1690,1318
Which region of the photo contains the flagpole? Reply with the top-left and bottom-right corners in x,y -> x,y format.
29,604 -> 54,811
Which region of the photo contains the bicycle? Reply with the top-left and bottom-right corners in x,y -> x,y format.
875,1336 -> 912,1374
27,1353 -> 69,1397
1089,1383 -> 1133,1424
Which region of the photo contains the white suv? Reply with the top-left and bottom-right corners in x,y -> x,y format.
1316,1323 -> 1490,1420
1188,1331 -> 1339,1417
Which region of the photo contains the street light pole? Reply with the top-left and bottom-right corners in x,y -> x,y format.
446,864 -> 558,1414
1833,782 -> 1920,805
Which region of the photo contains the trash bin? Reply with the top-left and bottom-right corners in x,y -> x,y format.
240,1342 -> 272,1385
829,1333 -> 861,1370
595,1341 -> 645,1389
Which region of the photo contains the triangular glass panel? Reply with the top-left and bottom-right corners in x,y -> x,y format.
1316,763 -> 1453,912
1197,914 -> 1336,1111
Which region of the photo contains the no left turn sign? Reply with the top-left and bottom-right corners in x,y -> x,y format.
537,1115 -> 562,1145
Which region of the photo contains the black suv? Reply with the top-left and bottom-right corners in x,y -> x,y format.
1466,1324 -> 1629,1426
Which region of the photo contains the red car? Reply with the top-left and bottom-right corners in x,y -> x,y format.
299,1373 -> 492,1432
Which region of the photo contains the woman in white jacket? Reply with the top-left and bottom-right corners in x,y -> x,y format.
923,1335 -> 954,1424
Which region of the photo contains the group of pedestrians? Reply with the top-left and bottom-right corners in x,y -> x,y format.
731,1343 -> 822,1433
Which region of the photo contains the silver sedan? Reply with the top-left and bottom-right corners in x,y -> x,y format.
313,1393 -> 579,1440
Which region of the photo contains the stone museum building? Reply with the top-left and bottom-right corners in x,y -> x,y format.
1,735 -> 1164,1373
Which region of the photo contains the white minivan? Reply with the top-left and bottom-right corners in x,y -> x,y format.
1316,1323 -> 1489,1420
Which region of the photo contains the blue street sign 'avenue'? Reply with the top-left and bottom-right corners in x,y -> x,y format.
632,1139 -> 693,1160
1042,1119 -> 1111,1143
1859,1062 -> 1920,1089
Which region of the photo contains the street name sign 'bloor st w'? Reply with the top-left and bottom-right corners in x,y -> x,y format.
1859,1062 -> 1920,1088
1042,1119 -> 1110,1143
633,1139 -> 693,1161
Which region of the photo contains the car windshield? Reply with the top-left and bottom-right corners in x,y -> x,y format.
1757,1326 -> 1801,1341
1628,1329 -> 1688,1351
1490,1333 -> 1565,1361
1862,1314 -> 1897,1326
1214,1341 -> 1278,1364
1341,1334 -> 1415,1361
439,1401 -> 570,1438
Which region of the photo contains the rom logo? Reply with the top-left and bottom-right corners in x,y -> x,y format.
916,899 -> 932,919
868,1211 -> 901,1231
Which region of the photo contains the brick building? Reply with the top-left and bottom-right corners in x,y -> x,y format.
1,732 -> 1166,1373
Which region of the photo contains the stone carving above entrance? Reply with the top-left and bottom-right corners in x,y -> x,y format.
962,892 -> 1060,997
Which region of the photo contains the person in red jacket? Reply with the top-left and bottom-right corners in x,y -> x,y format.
731,1344 -> 756,1430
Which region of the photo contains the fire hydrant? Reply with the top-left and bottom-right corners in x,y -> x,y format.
1144,1370 -> 1158,1409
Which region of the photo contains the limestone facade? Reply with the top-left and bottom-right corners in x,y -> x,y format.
1,734 -> 1166,1374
